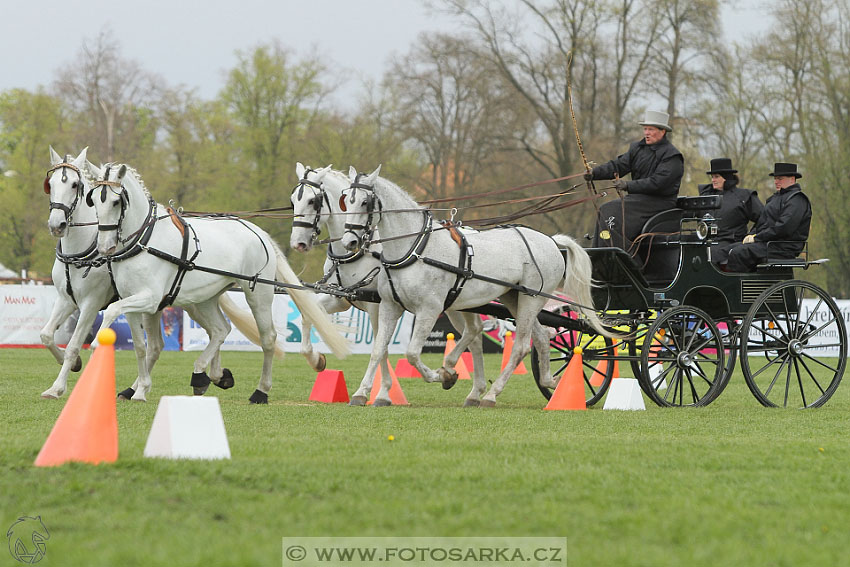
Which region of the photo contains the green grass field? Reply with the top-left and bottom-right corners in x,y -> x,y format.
2,348 -> 850,566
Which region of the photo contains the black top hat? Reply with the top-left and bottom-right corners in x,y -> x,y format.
769,162 -> 802,178
706,158 -> 737,175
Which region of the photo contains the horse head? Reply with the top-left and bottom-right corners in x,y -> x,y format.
340,165 -> 382,252
289,162 -> 333,253
88,163 -> 132,255
45,146 -> 90,237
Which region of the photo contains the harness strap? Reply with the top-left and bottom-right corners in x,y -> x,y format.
440,224 -> 474,311
156,212 -> 200,311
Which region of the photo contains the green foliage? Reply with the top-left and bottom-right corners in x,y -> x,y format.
3,349 -> 850,566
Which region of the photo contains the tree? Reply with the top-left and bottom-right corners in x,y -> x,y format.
53,28 -> 160,163
0,89 -> 69,275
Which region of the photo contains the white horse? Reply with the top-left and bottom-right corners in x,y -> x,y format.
340,166 -> 607,406
86,162 -> 349,403
289,163 -> 487,406
40,147 -> 165,400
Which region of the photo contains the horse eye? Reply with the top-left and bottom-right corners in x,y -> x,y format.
112,200 -> 121,207
71,181 -> 79,189
307,198 -> 314,206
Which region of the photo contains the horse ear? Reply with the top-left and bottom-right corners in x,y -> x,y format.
73,147 -> 88,169
86,160 -> 102,179
315,164 -> 332,182
49,146 -> 62,165
367,164 -> 382,183
117,164 -> 127,181
296,162 -> 305,179
338,195 -> 347,212
348,166 -> 358,181
85,189 -> 95,208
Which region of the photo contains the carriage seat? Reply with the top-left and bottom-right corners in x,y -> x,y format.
635,195 -> 722,281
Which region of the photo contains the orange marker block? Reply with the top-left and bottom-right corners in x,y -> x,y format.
367,364 -> 409,406
308,370 -> 349,403
544,347 -> 587,411
444,333 -> 471,380
394,358 -> 421,378
35,329 -> 119,467
501,331 -> 528,375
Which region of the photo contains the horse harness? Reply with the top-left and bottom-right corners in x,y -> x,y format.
290,169 -> 332,244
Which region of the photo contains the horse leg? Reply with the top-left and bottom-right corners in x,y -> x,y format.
301,294 -> 347,372
447,312 -> 486,407
242,287 -> 277,404
531,319 -> 556,388
480,296 -> 540,407
39,294 -> 76,367
40,296 -> 99,399
406,310 -> 453,388
118,312 -> 153,402
183,301 -> 232,397
351,301 -> 401,406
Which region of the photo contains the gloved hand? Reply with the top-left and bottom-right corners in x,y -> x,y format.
583,171 -> 594,182
743,234 -> 755,244
613,178 -> 629,192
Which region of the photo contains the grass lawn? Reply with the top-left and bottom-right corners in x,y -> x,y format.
2,348 -> 849,566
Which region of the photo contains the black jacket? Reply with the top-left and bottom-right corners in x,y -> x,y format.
698,182 -> 764,244
752,183 -> 811,254
592,135 -> 684,198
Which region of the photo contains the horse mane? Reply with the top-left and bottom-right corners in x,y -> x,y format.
374,176 -> 420,210
109,163 -> 152,199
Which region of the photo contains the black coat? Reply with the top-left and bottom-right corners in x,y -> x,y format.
698,182 -> 764,244
591,136 -> 684,244
725,183 -> 811,272
752,183 -> 811,255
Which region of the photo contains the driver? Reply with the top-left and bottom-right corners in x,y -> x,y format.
589,110 -> 684,248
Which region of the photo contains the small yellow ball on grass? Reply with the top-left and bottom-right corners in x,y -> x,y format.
97,328 -> 116,346
388,435 -> 395,442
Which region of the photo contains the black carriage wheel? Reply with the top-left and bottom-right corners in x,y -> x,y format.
640,306 -> 727,407
740,280 -> 846,408
531,323 -> 615,408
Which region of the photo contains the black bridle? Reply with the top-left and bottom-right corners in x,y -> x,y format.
44,159 -> 85,225
341,173 -> 382,248
86,165 -> 131,238
290,169 -> 331,244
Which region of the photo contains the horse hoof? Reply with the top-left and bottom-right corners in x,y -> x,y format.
215,368 -> 235,390
191,371 -> 211,396
463,399 -> 481,408
117,387 -> 136,401
373,399 -> 392,407
479,399 -> 496,408
249,389 -> 269,404
349,396 -> 368,406
71,356 -> 83,372
315,354 -> 327,372
438,367 -> 459,390
40,392 -> 59,400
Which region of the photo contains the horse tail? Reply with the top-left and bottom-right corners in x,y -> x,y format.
552,234 -> 611,337
271,240 -> 351,359
218,293 -> 287,359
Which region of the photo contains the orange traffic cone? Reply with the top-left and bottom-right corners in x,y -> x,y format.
544,347 -> 587,411
501,331 -> 528,375
590,346 -> 620,386
444,333 -> 471,380
368,363 -> 409,405
309,370 -> 349,403
35,328 -> 119,467
394,358 -> 421,378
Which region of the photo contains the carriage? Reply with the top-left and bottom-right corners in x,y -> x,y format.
512,194 -> 848,409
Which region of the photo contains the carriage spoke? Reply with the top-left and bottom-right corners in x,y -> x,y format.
783,359 -> 793,407
763,355 -> 790,399
796,356 -> 826,396
799,352 -> 840,373
794,358 -> 807,408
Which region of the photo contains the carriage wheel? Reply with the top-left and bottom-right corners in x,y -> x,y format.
531,324 -> 615,407
640,306 -> 727,407
740,280 -> 846,408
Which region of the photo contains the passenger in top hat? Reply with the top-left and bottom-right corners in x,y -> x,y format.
589,109 -> 684,248
725,162 -> 811,272
698,157 -> 764,266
